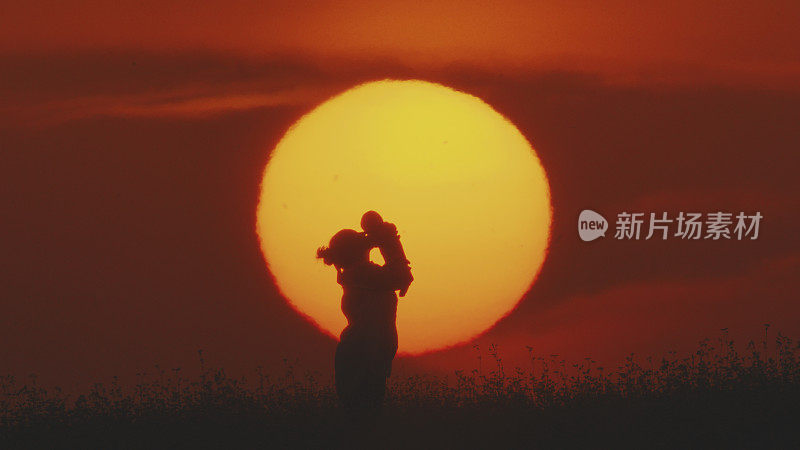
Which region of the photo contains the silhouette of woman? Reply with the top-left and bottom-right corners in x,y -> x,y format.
317,212 -> 413,413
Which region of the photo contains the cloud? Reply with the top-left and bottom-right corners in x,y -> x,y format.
2,87 -> 332,125
0,52 -> 353,126
2,1 -> 799,88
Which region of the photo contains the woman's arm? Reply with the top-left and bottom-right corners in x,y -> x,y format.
373,223 -> 413,295
375,263 -> 414,293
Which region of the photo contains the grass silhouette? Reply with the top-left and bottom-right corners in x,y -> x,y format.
3,328 -> 800,448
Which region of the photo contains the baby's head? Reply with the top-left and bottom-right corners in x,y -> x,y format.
360,210 -> 384,233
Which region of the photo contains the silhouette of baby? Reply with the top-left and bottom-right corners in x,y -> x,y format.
360,211 -> 413,296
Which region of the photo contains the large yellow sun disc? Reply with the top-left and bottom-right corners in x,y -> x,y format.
256,80 -> 551,354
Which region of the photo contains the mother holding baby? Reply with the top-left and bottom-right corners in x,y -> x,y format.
316,211 -> 413,413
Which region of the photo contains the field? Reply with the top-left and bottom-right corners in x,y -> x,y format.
3,330 -> 800,449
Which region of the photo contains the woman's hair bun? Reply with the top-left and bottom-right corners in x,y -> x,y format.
316,228 -> 369,268
316,246 -> 334,266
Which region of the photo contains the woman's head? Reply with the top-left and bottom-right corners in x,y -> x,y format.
317,229 -> 371,269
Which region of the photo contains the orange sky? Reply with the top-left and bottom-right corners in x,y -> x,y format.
2,1 -> 799,86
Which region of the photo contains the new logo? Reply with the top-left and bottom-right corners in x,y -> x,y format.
578,210 -> 608,241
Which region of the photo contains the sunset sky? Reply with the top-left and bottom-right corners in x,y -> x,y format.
1,1 -> 799,389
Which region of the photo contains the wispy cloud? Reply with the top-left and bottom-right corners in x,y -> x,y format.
1,86 -> 336,125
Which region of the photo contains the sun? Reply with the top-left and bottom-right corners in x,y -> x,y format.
256,80 -> 551,354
